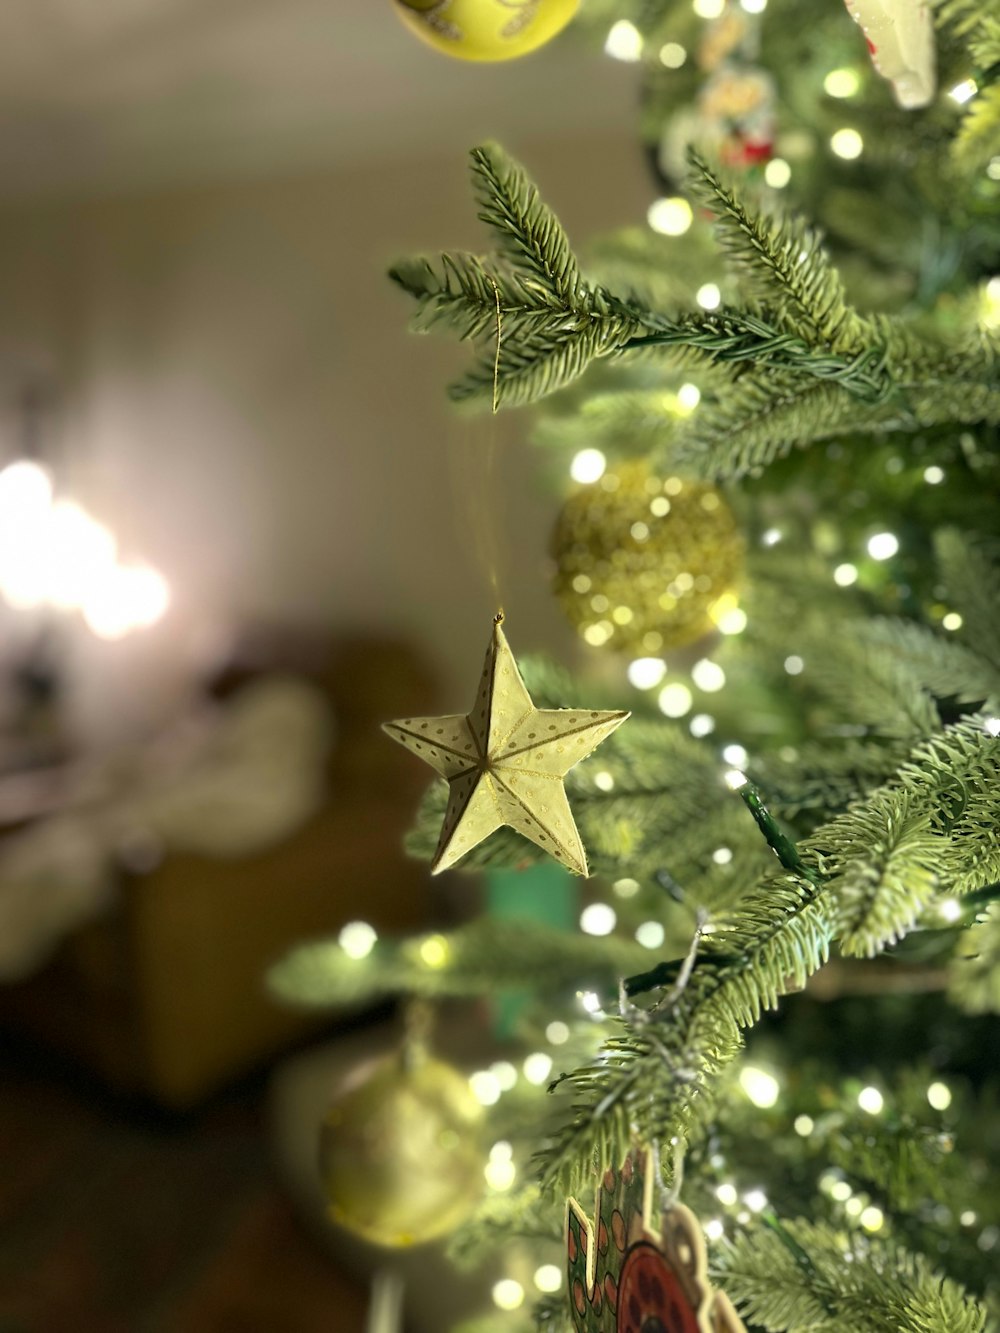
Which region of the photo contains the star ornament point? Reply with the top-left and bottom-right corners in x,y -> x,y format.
383,617 -> 628,876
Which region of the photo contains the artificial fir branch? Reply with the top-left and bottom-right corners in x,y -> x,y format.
713,1219 -> 988,1332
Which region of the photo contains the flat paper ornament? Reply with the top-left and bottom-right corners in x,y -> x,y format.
393,0 -> 579,63
567,1149 -> 746,1333
383,613 -> 627,876
843,0 -> 935,109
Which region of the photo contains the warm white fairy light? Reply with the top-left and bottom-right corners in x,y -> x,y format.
717,605 -> 747,635
580,990 -> 603,1014
613,877 -> 640,898
580,903 -> 617,936
628,657 -> 667,690
858,1086 -> 884,1114
938,897 -> 963,922
693,0 -> 725,14
677,382 -> 701,411
845,1196 -> 864,1218
523,1052 -> 554,1085
485,1141 -> 517,1191
831,1180 -> 853,1202
716,1182 -> 738,1206
961,1210 -> 977,1226
867,531 -> 899,560
696,282 -> 722,310
784,655 -> 805,676
583,623 -> 612,647
942,612 -> 963,631
949,78 -> 978,104
984,717 -> 1000,737
419,934 -> 450,968
469,1071 -> 503,1106
722,744 -> 748,768
605,19 -> 643,60
725,768 -> 748,791
739,1066 -> 780,1108
692,659 -> 726,692
648,197 -> 693,236
744,1188 -> 768,1213
830,128 -> 863,159
833,562 -> 858,586
927,1081 -> 953,1111
338,921 -> 377,959
594,770 -> 615,792
659,41 -> 687,68
794,1115 -> 815,1136
490,1061 -> 518,1092
923,465 -> 945,484
534,1265 -> 563,1293
763,158 -> 791,189
704,1218 -> 726,1240
690,713 -> 715,738
571,448 -> 607,483
824,67 -> 861,98
740,0 -> 767,12
712,846 -> 733,865
636,921 -> 665,949
492,1279 -> 525,1311
761,527 -> 782,546
658,682 -> 693,717
546,1021 -> 570,1045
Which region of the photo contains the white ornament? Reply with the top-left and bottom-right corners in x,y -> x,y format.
844,0 -> 936,109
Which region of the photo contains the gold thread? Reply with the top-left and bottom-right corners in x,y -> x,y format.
491,279 -> 502,416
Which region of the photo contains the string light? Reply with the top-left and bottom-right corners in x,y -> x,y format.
693,0 -> 725,16
692,659 -> 726,692
938,898 -> 962,922
704,1218 -> 725,1240
492,1279 -> 525,1311
490,1061 -> 518,1091
613,877 -> 640,898
648,197 -> 693,235
628,657 -> 667,690
696,283 -> 722,310
724,768 -> 748,791
712,846 -> 733,865
761,527 -> 782,546
739,1067 -> 780,1108
580,903 -> 616,936
984,717 -> 1000,737
593,770 -> 615,792
831,1180 -> 853,1202
605,19 -> 642,60
636,921 -> 665,949
744,1188 -> 768,1213
534,1265 -> 563,1293
824,67 -> 861,98
659,42 -> 686,68
867,531 -> 899,560
546,1020 -> 570,1045
523,1052 -> 554,1085
923,465 -> 945,484
677,382 -> 701,411
579,990 -> 603,1014
927,1081 -> 952,1111
338,921 -> 377,959
469,1071 -> 502,1105
690,713 -> 715,738
764,158 -> 791,188
794,1115 -> 815,1136
418,935 -> 450,968
942,612 -> 963,631
830,128 -> 863,159
858,1086 -> 884,1114
833,562 -> 858,586
784,655 -> 805,675
722,744 -> 748,767
716,1183 -> 738,1206
659,682 -> 693,717
948,78 -> 978,104
485,1141 -> 517,1191
570,448 -> 606,484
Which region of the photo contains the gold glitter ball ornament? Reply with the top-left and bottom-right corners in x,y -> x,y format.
551,460 -> 745,654
393,0 -> 579,62
319,1047 -> 484,1247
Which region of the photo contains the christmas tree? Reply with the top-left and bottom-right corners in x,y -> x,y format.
273,2 -> 1000,1328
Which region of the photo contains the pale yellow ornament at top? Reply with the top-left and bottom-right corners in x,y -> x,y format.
384,613 -> 628,876
393,0 -> 579,62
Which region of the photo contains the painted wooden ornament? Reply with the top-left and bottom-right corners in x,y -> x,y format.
393,0 -> 579,62
567,1149 -> 746,1332
843,0 -> 935,108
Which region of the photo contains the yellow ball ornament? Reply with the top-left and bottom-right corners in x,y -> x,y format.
551,459 -> 745,654
393,0 -> 579,62
319,1046 -> 484,1247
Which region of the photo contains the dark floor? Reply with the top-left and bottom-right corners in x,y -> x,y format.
0,1047 -> 369,1333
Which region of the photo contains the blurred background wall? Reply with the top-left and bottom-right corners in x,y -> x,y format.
0,0 -> 652,747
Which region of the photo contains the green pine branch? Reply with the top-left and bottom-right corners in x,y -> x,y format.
713,1218 -> 987,1332
949,903 -> 1000,1014
685,149 -> 870,354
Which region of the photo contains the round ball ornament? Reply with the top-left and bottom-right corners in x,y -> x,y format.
319,1045 -> 484,1247
393,0 -> 579,62
551,460 -> 744,655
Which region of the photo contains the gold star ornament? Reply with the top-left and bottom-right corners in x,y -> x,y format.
384,614 -> 628,876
